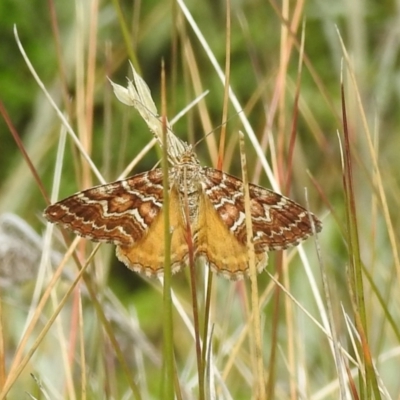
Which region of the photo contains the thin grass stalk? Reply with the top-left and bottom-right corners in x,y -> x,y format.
269,5 -> 291,393
170,0 -> 178,116
361,266 -> 400,342
306,181 -> 348,399
111,0 -> 139,70
78,294 -> 87,400
276,0 -> 289,182
13,25 -> 105,184
201,273 -> 213,387
183,158 -> 204,398
0,99 -> 49,203
201,0 -> 232,388
51,278 -> 77,400
173,359 -> 183,400
217,0 -> 231,169
186,226 -> 204,400
204,324 -> 215,399
239,131 -> 266,399
283,256 -> 297,400
181,37 -> 218,161
266,252 -> 281,398
173,14 -> 206,392
49,127 -> 77,400
341,77 -> 380,400
31,373 -> 51,399
84,0 -> 99,154
103,45 -> 113,181
340,79 -> 367,399
285,20 -> 305,195
284,20 -> 306,400
160,62 -> 175,400
47,0 -> 71,115
75,0 -> 90,188
0,300 -> 4,390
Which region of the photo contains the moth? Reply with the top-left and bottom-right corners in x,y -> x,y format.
44,146 -> 322,280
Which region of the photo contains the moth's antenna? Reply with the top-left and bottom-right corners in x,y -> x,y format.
192,110 -> 244,150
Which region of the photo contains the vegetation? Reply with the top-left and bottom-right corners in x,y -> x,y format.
0,0 -> 399,399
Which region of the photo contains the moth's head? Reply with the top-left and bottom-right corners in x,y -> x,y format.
175,146 -> 200,166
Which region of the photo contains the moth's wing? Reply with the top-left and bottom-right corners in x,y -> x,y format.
195,183 -> 265,280
116,185 -> 190,278
201,167 -> 322,252
247,182 -> 322,251
44,169 -> 164,247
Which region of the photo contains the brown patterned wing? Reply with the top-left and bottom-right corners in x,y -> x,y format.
194,186 -> 268,280
44,169 -> 164,247
116,185 -> 191,277
201,167 -> 322,252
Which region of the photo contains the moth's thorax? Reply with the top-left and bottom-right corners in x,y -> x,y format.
169,154 -> 203,226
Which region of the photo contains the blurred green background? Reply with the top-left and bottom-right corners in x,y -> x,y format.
1,0 -> 400,398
